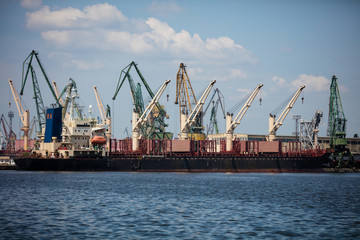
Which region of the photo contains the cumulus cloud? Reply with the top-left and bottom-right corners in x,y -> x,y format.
272,76 -> 287,87
26,3 -> 127,29
26,3 -> 254,63
21,0 -> 42,9
290,74 -> 330,91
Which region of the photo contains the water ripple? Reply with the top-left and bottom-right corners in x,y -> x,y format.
0,172 -> 359,239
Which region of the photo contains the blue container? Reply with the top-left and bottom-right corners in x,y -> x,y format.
44,107 -> 62,143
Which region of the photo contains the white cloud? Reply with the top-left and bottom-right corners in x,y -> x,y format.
290,74 -> 330,91
106,31 -> 154,53
21,0 -> 42,9
272,76 -> 287,87
26,3 -> 127,29
27,3 -> 254,64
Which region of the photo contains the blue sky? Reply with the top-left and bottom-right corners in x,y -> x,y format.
1,0 -> 359,139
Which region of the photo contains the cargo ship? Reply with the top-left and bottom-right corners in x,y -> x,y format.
13,107 -> 331,172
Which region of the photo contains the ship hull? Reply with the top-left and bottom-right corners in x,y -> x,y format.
14,155 -> 330,173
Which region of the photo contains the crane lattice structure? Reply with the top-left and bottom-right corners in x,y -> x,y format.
203,88 -> 226,135
175,63 -> 209,139
113,61 -> 171,139
0,114 -> 16,152
20,50 -> 60,135
299,110 -> 323,149
326,75 -> 354,167
327,75 -> 347,150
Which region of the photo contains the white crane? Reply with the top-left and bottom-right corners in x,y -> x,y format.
132,79 -> 171,151
93,86 -> 112,150
179,80 -> 216,140
8,79 -> 30,150
268,85 -> 305,141
226,83 -> 263,151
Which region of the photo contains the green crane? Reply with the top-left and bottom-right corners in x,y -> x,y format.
327,75 -> 353,167
57,78 -> 83,120
113,61 -> 171,139
203,88 -> 226,135
20,50 -> 60,134
327,75 -> 347,149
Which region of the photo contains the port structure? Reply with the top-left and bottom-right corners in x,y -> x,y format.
8,79 -> 30,150
93,85 -> 112,150
300,110 -> 323,149
327,75 -> 347,150
203,88 -> 226,136
54,78 -> 83,121
175,63 -> 216,140
268,85 -> 305,141
113,61 -> 171,140
326,75 -> 354,167
226,84 -> 263,151
20,50 -> 61,136
0,114 -> 16,152
132,80 -> 171,151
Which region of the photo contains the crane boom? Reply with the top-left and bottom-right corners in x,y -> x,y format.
225,83 -> 263,151
227,84 -> 263,134
132,79 -> 171,150
133,80 -> 171,131
8,79 -> 30,150
52,81 -> 64,105
179,80 -> 216,139
268,85 -> 305,141
113,61 -> 169,139
93,85 -> 112,150
204,88 -> 226,135
93,86 -> 106,124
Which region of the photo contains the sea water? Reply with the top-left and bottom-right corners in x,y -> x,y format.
0,171 -> 359,239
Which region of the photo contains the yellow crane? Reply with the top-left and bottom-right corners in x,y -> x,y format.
175,63 -> 215,140
8,79 -> 30,150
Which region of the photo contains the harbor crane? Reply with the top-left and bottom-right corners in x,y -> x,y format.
327,75 -> 347,150
203,88 -> 226,135
268,85 -> 305,141
0,115 -> 16,152
326,75 -> 353,166
175,63 -> 214,139
8,79 -> 30,150
178,80 -> 216,140
20,50 -> 60,135
56,79 -> 83,121
93,85 -> 112,150
132,80 -> 170,151
113,61 -> 170,139
52,81 -> 64,105
225,84 -> 263,151
300,110 -> 323,149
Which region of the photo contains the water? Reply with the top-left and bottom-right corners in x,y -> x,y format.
0,171 -> 359,239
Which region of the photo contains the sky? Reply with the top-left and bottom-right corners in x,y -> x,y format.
0,0 -> 359,140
